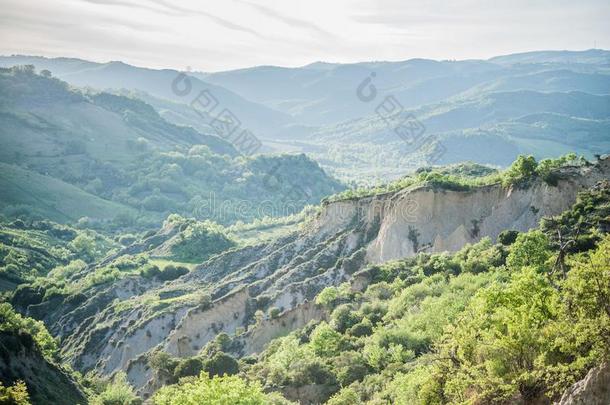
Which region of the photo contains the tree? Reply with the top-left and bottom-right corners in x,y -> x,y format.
204,352 -> 239,377
502,155 -> 538,187
153,373 -> 279,405
506,230 -> 551,271
498,230 -> 519,246
157,265 -> 189,281
0,303 -> 57,360
0,381 -> 31,405
174,358 -> 204,379
93,372 -> 140,405
268,307 -> 281,319
326,387 -> 361,405
149,351 -> 178,379
309,322 -> 344,357
561,236 -> 610,353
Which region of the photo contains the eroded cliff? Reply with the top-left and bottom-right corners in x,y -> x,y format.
20,158 -> 610,395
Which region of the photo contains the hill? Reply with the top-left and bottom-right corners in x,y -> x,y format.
0,55 -> 293,136
12,156 -> 609,401
0,67 -> 344,230
3,51 -> 609,183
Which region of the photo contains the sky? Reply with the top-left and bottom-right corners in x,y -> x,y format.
0,0 -> 609,72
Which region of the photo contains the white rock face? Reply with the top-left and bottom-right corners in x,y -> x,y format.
365,176 -> 598,263
312,159 -> 610,265
41,158 -> 610,394
556,362 -> 610,405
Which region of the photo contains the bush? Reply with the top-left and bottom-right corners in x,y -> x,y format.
506,230 -> 551,270
0,303 -> 57,359
169,220 -> 236,263
204,352 -> 239,377
309,322 -> 344,357
498,230 -> 519,246
502,155 -> 538,187
93,372 -> 140,405
149,351 -> 178,379
140,264 -> 161,279
268,307 -> 281,319
157,265 -> 189,281
0,380 -> 30,405
330,304 -> 361,333
153,373 -> 280,405
174,357 -> 204,379
326,387 -> 361,405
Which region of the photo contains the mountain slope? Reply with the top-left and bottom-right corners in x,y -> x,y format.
14,157 -> 609,397
0,67 -> 344,229
0,55 -> 294,135
0,162 -> 137,224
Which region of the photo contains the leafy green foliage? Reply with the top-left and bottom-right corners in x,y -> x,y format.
0,303 -> 57,359
152,373 -> 286,405
156,265 -> 189,281
502,153 -> 587,187
0,219 -> 117,289
165,216 -> 236,263
240,184 -> 610,404
326,154 -> 589,203
204,352 -> 239,377
91,372 -> 140,405
0,68 -> 344,231
0,380 -> 31,405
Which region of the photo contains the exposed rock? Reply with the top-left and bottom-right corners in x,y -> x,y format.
26,158 -> 610,394
556,362 -> 610,405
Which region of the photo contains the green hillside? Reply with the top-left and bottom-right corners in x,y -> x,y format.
0,162 -> 137,224
0,67 -> 344,230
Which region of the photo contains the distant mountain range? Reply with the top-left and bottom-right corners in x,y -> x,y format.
1,49 -> 609,183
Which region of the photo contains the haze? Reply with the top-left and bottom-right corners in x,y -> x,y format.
1,0 -> 609,71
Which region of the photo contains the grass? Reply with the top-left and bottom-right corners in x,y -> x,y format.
0,162 -> 137,222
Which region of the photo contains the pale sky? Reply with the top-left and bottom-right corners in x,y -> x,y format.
0,0 -> 609,72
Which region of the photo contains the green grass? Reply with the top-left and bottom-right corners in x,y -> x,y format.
0,162 -> 137,222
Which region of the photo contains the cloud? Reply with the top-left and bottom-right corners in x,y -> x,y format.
144,0 -> 264,38
236,0 -> 334,38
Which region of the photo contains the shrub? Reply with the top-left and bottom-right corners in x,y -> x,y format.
174,357 -> 204,379
502,155 -> 538,187
309,322 -> 344,357
506,230 -> 551,270
153,373 -> 279,405
0,380 -> 30,405
498,230 -> 519,246
204,352 -> 239,377
93,372 -> 140,405
149,351 -> 178,379
140,264 -> 161,279
326,387 -> 362,405
268,307 -> 281,319
157,265 -> 189,281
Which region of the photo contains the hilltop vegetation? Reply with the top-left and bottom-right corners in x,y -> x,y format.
0,67 -> 343,231
1,155 -> 608,404
326,153 -> 588,202
0,218 -> 117,291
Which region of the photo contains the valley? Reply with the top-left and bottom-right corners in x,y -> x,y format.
0,49 -> 609,405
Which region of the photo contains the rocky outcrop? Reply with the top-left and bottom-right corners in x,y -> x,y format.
26,158 -> 610,394
238,300 -> 327,356
556,362 -> 610,405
